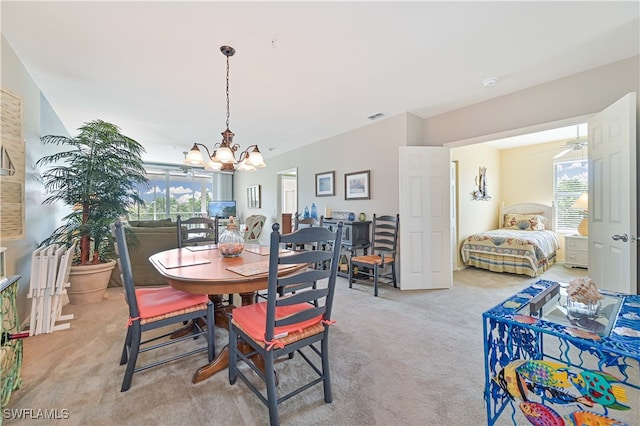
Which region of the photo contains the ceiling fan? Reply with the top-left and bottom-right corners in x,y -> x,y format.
553,125 -> 587,159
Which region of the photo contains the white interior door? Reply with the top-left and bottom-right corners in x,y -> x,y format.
399,146 -> 452,290
588,92 -> 637,294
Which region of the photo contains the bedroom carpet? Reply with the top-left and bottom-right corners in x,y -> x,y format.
6,265 -> 595,425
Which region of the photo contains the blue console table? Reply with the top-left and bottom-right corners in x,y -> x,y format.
483,279 -> 640,425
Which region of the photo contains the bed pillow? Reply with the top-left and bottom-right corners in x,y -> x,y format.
503,214 -> 547,231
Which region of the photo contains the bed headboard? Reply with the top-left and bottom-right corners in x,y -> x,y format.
499,202 -> 556,232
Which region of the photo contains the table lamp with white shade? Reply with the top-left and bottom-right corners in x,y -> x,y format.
571,192 -> 589,236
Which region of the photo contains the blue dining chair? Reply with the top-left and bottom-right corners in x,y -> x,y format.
228,222 -> 343,425
348,214 -> 399,296
112,221 -> 215,391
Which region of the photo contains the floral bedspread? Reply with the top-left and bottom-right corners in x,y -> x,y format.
461,229 -> 559,269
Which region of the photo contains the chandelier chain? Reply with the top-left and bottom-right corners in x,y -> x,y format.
225,55 -> 230,130
182,45 -> 265,171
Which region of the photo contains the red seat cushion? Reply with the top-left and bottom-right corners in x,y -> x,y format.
135,286 -> 209,319
232,301 -> 322,345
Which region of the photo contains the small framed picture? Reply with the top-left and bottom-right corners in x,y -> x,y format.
247,184 -> 261,209
344,170 -> 370,200
315,171 -> 335,197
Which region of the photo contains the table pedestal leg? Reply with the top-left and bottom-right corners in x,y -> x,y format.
192,342 -> 264,384
191,291 -> 268,384
210,294 -> 231,329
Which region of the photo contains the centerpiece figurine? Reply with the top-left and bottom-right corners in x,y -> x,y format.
566,277 -> 603,318
218,216 -> 245,258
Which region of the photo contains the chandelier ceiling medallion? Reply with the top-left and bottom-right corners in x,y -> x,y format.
184,45 -> 266,172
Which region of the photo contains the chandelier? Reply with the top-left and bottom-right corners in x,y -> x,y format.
184,45 -> 266,172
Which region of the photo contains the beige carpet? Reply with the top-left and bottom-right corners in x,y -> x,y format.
6,265 -> 589,425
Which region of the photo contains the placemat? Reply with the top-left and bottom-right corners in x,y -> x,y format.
186,244 -> 218,252
227,261 -> 301,277
244,246 -> 291,256
158,256 -> 211,269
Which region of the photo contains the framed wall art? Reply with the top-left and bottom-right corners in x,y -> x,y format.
247,184 -> 261,209
315,171 -> 335,197
344,170 -> 370,200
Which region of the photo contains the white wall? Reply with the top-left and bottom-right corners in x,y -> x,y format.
423,56 -> 640,146
243,57 -> 639,268
1,35 -> 70,321
233,113 -> 410,243
451,144 -> 501,267
500,140 -> 571,206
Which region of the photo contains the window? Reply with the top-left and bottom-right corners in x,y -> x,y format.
554,159 -> 588,232
128,166 -> 233,221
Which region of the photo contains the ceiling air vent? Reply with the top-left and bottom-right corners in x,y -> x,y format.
367,112 -> 386,121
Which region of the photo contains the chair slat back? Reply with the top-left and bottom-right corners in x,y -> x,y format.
264,223 -> 343,341
370,214 -> 399,256
177,215 -> 219,247
293,213 -> 325,251
112,221 -> 140,319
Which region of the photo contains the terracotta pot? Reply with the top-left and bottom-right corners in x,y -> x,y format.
68,260 -> 116,304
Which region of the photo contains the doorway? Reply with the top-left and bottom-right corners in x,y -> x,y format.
450,121 -> 590,268
277,168 -> 297,231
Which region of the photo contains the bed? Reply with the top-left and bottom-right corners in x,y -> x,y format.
460,202 -> 560,277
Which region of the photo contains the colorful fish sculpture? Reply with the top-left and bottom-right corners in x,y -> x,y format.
570,371 -> 630,410
493,360 -> 528,400
516,360 -> 573,389
566,410 -> 629,426
524,381 -> 593,407
515,360 -> 593,407
519,402 -> 564,426
494,360 -> 591,407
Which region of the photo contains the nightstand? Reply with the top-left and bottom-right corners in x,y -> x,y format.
564,235 -> 588,268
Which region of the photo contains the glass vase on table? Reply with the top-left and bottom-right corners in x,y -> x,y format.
218,216 -> 245,257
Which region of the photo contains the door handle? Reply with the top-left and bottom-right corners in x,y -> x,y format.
612,233 -> 629,242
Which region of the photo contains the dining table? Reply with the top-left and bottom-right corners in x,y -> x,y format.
148,243 -> 307,384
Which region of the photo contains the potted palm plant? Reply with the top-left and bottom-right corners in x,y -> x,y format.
37,119 -> 148,304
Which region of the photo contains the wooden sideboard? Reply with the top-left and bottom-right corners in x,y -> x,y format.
281,213 -> 293,234
322,219 -> 371,276
322,219 -> 371,251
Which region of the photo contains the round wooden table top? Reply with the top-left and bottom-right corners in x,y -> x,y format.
149,245 -> 305,295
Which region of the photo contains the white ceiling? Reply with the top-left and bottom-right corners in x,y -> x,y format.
2,1 -> 638,163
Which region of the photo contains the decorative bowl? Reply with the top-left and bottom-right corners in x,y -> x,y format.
218,215 -> 245,257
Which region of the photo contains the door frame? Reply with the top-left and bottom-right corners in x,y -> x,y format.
446,108 -> 637,293
277,167 -> 297,226
445,115 -> 595,149
447,116 -> 595,268
451,161 -> 459,271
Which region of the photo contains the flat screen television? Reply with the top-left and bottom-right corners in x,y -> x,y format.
208,200 -> 236,219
